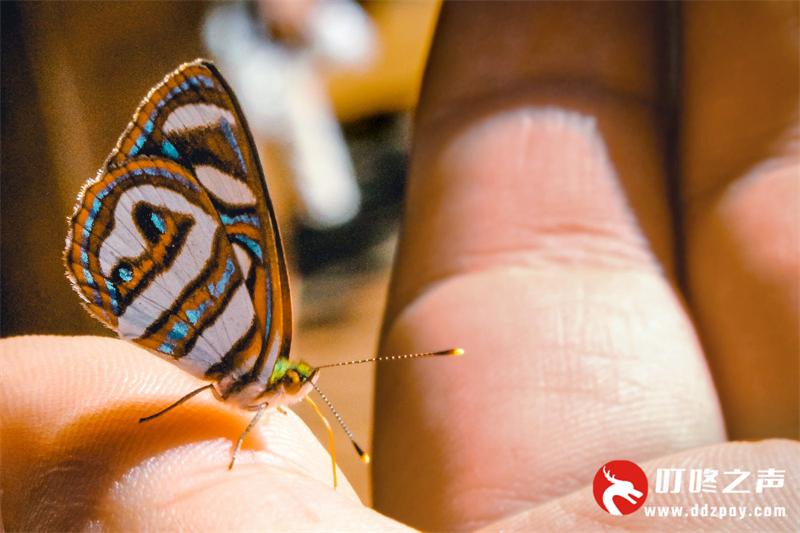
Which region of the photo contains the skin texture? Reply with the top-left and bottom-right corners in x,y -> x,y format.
1,2 -> 797,531
373,1 -> 799,531
0,337 -> 406,531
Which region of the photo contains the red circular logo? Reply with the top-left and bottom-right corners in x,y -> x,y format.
593,460 -> 648,515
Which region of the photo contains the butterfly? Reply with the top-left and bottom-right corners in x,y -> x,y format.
63,59 -> 461,487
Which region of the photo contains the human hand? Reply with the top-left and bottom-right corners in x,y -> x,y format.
2,3 -> 797,532
373,2 -> 799,530
0,336 -> 410,531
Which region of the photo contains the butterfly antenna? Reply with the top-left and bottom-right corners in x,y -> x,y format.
316,347 -> 464,369
311,381 -> 371,464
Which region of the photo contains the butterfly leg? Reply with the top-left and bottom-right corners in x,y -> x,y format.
139,383 -> 214,423
304,395 -> 338,489
229,403 -> 268,470
277,406 -> 288,415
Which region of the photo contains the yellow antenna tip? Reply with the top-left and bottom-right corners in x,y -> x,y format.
433,347 -> 464,356
353,442 -> 371,464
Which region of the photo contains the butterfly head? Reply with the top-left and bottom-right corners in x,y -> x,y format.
267,357 -> 320,401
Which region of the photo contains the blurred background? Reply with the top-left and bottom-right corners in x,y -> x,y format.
1,0 -> 442,503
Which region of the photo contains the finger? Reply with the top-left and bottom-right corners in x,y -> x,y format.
375,2 -> 724,531
478,439 -> 799,531
681,2 -> 799,438
0,336 -> 407,531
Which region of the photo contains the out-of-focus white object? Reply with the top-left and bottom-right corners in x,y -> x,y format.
203,1 -> 376,229
308,0 -> 375,67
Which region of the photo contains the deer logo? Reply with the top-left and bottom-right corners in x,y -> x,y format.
601,466 -> 645,515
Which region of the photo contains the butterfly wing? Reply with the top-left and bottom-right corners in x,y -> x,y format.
65,60 -> 291,392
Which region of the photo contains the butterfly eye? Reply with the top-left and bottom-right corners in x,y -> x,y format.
112,262 -> 134,284
133,203 -> 167,244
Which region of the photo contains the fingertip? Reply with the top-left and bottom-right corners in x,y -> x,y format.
0,336 -> 363,530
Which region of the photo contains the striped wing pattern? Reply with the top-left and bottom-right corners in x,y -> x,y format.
65,60 -> 292,396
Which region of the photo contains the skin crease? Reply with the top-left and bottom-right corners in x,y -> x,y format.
1,2 -> 797,531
